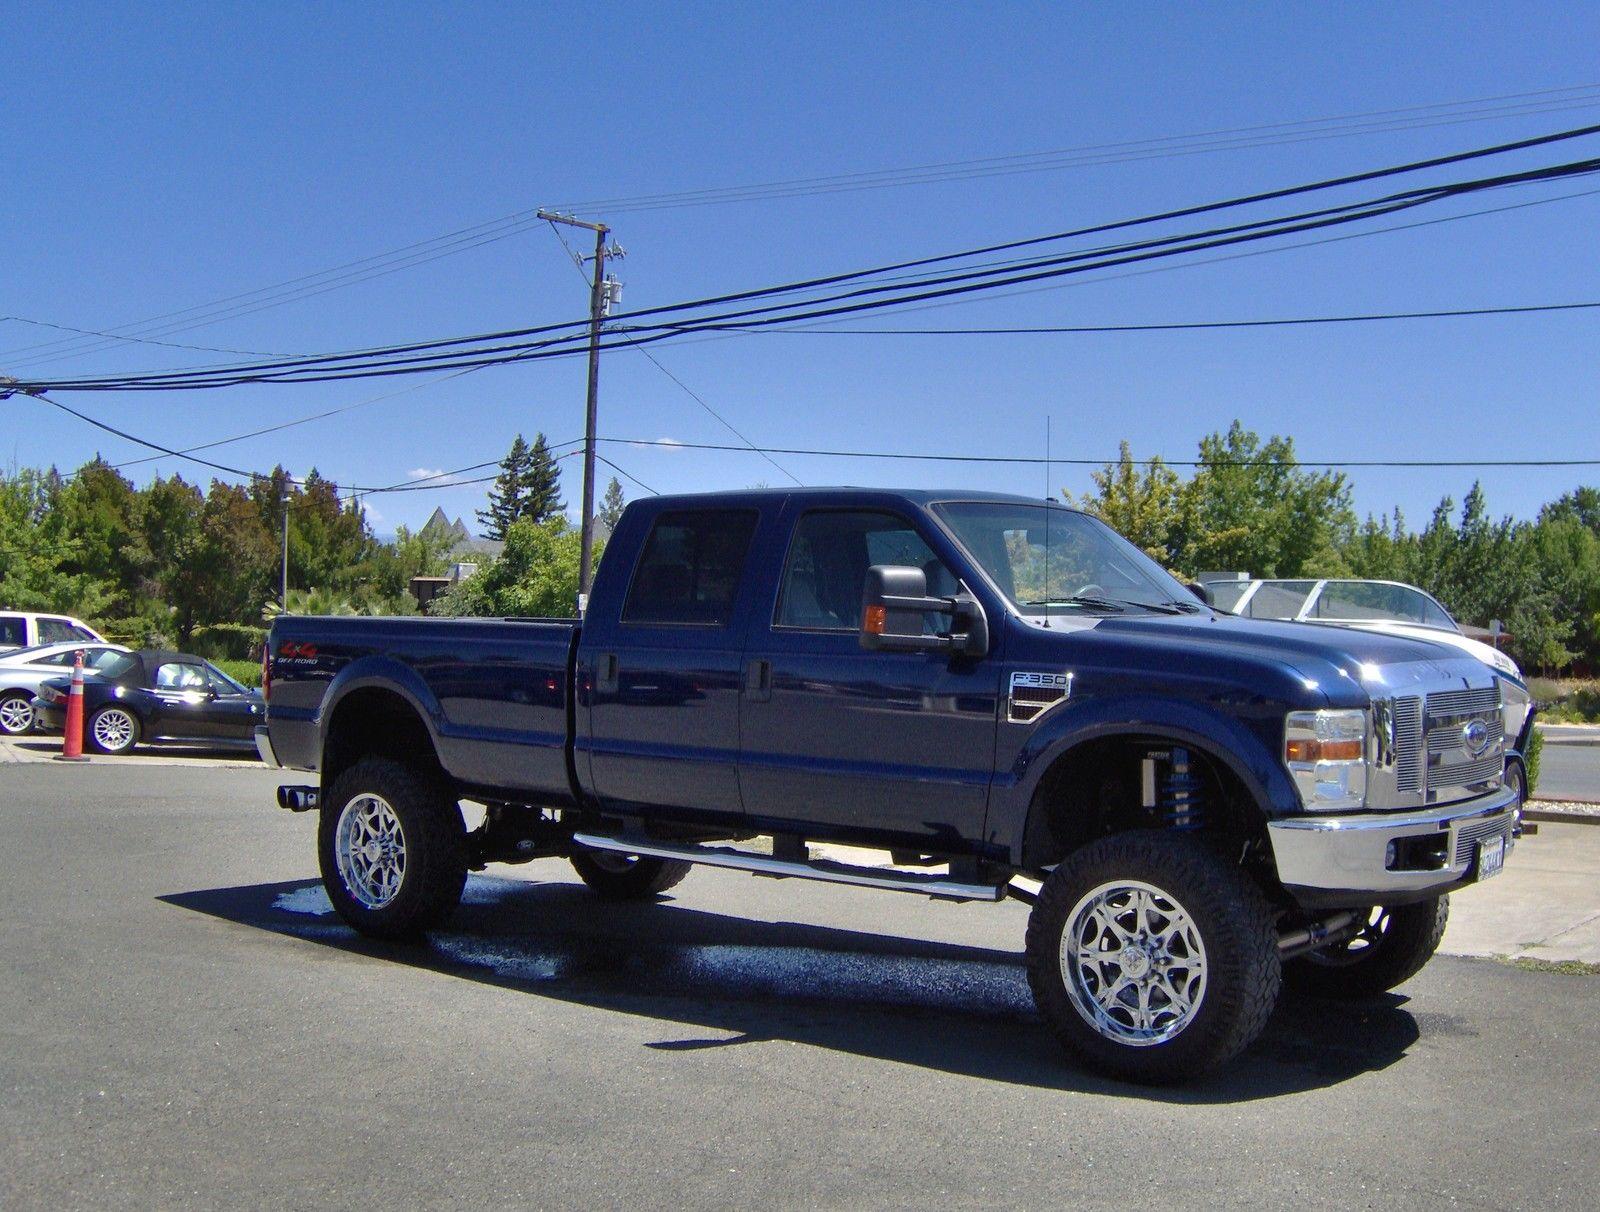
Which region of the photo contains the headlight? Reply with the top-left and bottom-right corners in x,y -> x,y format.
1284,708 -> 1367,810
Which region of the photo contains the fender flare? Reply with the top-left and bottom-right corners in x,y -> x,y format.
993,694 -> 1300,866
318,655 -> 446,760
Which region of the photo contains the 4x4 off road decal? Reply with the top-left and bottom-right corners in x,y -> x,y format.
1008,670 -> 1073,724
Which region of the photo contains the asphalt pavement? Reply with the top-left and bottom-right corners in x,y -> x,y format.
1534,729 -> 1600,802
3,760 -> 1598,1209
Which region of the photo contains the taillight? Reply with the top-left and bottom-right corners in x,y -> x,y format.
261,646 -> 271,701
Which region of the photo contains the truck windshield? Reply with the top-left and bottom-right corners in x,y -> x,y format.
933,501 -> 1197,616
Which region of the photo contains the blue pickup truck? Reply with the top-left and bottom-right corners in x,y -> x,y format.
258,488 -> 1526,1083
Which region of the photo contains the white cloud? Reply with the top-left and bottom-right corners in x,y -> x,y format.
406,467 -> 463,485
630,436 -> 684,452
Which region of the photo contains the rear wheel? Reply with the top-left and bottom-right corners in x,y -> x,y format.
87,706 -> 140,755
318,758 -> 467,940
1283,897 -> 1448,998
570,850 -> 691,900
0,692 -> 34,735
1026,830 -> 1281,1084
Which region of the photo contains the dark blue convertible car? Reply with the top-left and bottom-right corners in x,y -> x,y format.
33,649 -> 265,755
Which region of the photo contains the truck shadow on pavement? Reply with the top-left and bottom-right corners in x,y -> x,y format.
161,872 -> 1421,1102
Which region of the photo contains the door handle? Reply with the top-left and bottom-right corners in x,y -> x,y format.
745,659 -> 772,703
596,653 -> 620,695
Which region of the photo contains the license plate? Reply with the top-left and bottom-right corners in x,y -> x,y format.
1478,835 -> 1506,880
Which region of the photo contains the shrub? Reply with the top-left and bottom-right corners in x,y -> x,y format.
214,658 -> 263,688
190,623 -> 266,660
1525,726 -> 1543,798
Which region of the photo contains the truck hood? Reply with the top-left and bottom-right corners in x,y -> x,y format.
1014,609 -> 1486,708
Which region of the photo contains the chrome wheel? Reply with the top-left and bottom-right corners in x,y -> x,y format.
0,695 -> 32,735
92,708 -> 136,753
335,794 -> 408,910
1060,879 -> 1208,1047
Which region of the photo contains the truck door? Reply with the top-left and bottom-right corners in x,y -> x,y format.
737,506 -> 1000,850
581,506 -> 764,826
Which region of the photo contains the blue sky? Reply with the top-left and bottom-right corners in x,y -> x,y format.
4,2 -> 1598,536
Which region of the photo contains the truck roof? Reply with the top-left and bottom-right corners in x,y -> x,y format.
631,486 -> 1076,510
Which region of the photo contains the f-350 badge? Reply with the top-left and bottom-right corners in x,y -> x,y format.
1009,671 -> 1073,724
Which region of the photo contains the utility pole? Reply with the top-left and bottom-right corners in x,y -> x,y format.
537,210 -> 623,612
280,489 -> 291,610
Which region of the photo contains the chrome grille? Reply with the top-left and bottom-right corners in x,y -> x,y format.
1393,696 -> 1423,793
1425,686 -> 1500,722
1455,814 -> 1513,867
1423,684 -> 1503,795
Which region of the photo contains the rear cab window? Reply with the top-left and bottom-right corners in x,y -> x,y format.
622,510 -> 759,627
0,617 -> 27,647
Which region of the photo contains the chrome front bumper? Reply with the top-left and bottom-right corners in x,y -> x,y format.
1269,785 -> 1518,905
254,725 -> 280,768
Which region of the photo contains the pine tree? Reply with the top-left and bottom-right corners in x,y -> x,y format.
477,435 -> 534,541
523,432 -> 565,523
598,477 -> 625,531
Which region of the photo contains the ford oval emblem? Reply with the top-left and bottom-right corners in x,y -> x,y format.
1462,719 -> 1491,758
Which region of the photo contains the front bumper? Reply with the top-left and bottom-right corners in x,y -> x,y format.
1269,784 -> 1518,908
32,700 -> 64,732
254,725 -> 280,768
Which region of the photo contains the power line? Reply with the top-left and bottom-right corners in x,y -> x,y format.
10,85 -> 1596,369
598,436 -> 1600,470
702,299 -> 1600,336
0,314 -> 291,359
26,133 -> 1600,393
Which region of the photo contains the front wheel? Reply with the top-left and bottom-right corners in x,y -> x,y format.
1025,830 -> 1281,1084
1283,898 -> 1448,998
318,758 -> 467,940
570,850 -> 691,900
87,706 -> 140,755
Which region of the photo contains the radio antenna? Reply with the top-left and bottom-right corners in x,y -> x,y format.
1042,415 -> 1052,629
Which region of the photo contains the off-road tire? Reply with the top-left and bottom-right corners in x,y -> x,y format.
86,705 -> 141,755
570,850 -> 692,900
318,757 -> 467,941
1025,830 -> 1281,1084
1283,897 -> 1448,998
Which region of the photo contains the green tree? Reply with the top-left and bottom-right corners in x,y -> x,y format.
56,458 -> 144,613
476,434 -> 533,541
598,476 -> 626,532
159,480 -> 276,644
0,467 -> 113,615
432,515 -> 592,618
524,433 -> 565,523
1072,442 -> 1181,565
1171,423 -> 1354,578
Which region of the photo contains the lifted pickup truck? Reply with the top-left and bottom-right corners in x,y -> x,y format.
259,488 -> 1521,1083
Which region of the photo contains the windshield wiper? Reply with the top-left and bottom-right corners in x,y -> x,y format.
1027,595 -> 1199,615
1024,596 -> 1125,613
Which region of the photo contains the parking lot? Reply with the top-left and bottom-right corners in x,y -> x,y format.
2,755 -> 1598,1210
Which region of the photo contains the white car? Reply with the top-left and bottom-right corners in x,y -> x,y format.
0,612 -> 106,654
0,642 -> 131,735
1204,577 -> 1534,801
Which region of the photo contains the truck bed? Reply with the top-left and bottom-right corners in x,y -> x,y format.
266,615 -> 579,804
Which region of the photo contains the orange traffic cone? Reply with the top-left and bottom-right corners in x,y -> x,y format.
55,650 -> 89,763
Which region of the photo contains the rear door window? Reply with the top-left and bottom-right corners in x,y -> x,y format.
622,510 -> 759,627
0,618 -> 25,647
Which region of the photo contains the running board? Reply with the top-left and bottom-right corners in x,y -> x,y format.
571,833 -> 1007,902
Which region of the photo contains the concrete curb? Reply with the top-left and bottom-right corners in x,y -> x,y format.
1524,807 -> 1600,827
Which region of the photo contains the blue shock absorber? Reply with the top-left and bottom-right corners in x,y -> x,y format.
1162,746 -> 1204,831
